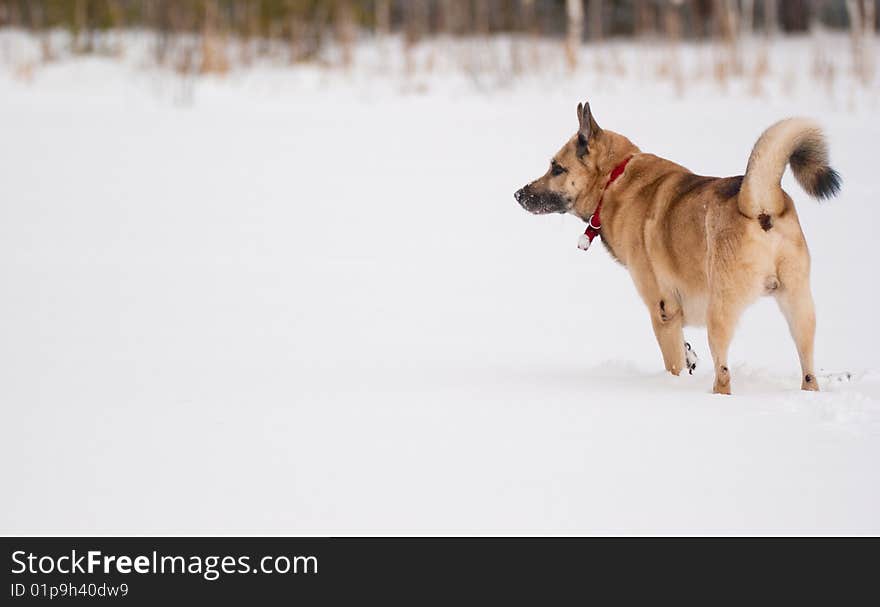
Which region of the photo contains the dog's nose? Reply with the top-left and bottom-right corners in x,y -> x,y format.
514,188 -> 524,203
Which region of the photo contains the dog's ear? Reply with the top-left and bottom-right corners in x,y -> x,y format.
576,101 -> 602,158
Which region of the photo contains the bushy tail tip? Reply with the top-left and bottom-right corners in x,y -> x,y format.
790,142 -> 841,200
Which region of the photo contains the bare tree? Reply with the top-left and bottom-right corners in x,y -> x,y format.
513,0 -> 540,73
713,0 -> 742,78
866,0 -> 877,82
475,0 -> 491,36
764,0 -> 779,37
336,0 -> 356,68
589,0 -> 603,42
845,0 -> 862,67
809,0 -> 824,32
865,0 -> 876,38
73,0 -> 94,54
405,0 -> 430,44
634,0 -> 658,37
741,0 -> 755,36
375,0 -> 390,37
566,0 -> 584,69
845,0 -> 876,82
662,0 -> 685,93
440,0 -> 471,35
520,0 -> 536,30
200,0 -> 229,74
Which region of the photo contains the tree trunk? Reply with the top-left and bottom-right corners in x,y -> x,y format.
201,0 -> 229,74
566,0 -> 584,69
845,0 -> 863,76
764,0 -> 779,36
520,0 -> 537,34
865,0 -> 876,36
844,0 -> 861,32
663,0 -> 684,94
475,0 -> 490,36
336,0 -> 355,68
589,0 -> 603,41
375,0 -> 390,37
742,0 -> 755,35
850,0 -> 876,81
808,0 -> 820,32
405,0 -> 429,45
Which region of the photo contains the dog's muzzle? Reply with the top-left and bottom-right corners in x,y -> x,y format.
515,186 -> 568,215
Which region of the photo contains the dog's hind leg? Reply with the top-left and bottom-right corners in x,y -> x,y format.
707,294 -> 747,395
775,282 -> 819,392
706,228 -> 763,394
773,233 -> 819,391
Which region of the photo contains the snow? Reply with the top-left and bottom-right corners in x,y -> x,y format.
1,33 -> 879,534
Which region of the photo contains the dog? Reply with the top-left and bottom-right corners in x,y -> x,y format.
514,102 -> 840,394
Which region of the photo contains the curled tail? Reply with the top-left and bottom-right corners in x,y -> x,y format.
739,118 -> 841,219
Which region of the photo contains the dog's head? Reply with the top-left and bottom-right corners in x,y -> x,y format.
514,102 -> 618,220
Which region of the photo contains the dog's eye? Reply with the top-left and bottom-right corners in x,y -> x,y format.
551,162 -> 566,176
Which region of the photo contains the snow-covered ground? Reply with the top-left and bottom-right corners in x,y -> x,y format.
1,33 -> 879,534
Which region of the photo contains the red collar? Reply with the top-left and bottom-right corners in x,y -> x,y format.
578,156 -> 633,251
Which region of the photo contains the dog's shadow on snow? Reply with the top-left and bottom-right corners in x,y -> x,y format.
483,360 -> 869,398
486,360 -> 684,392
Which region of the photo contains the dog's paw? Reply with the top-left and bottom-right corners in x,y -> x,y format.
685,342 -> 698,375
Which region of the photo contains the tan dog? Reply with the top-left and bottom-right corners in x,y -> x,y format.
514,102 -> 840,394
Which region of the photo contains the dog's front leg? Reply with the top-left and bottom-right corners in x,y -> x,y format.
650,301 -> 686,376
